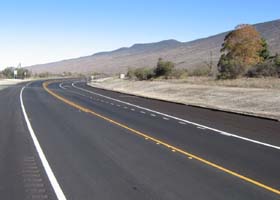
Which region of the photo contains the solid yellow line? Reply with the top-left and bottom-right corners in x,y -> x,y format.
43,81 -> 280,196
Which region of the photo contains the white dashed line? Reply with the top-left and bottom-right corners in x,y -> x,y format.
150,113 -> 156,117
179,121 -> 186,125
117,104 -> 121,107
163,117 -> 169,120
110,103 -> 114,105
131,108 -> 135,111
124,106 -> 128,109
140,111 -> 146,114
197,126 -> 206,130
72,81 -> 280,151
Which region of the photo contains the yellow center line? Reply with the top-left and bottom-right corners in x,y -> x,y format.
43,81 -> 280,196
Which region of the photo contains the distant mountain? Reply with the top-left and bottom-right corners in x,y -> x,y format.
27,19 -> 280,74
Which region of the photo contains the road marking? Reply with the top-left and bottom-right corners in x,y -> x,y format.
197,126 -> 206,130
150,113 -> 156,117
59,83 -> 87,98
21,83 -> 67,200
110,103 -> 114,105
72,81 -> 280,151
59,83 -> 66,90
140,111 -> 146,114
124,106 -> 128,109
131,108 -> 135,111
44,81 -> 280,196
179,121 -> 186,125
163,117 -> 169,120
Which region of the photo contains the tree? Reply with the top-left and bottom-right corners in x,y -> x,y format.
134,67 -> 154,80
17,68 -> 32,79
2,67 -> 15,78
274,53 -> 280,66
259,38 -> 270,60
217,25 -> 264,79
217,54 -> 244,79
154,58 -> 175,78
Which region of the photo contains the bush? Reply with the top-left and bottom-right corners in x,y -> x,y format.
133,67 -> 154,80
217,56 -> 245,79
154,58 -> 175,78
246,56 -> 280,78
38,72 -> 51,78
2,67 -> 14,78
275,54 -> 280,66
126,68 -> 136,79
189,68 -> 211,77
169,68 -> 188,79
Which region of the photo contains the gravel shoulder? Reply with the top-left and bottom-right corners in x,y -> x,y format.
88,77 -> 280,121
0,79 -> 31,90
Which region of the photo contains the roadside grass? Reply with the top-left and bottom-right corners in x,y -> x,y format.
168,77 -> 280,89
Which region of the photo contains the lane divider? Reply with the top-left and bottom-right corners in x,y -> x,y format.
43,81 -> 280,196
21,83 -> 67,200
72,81 -> 280,151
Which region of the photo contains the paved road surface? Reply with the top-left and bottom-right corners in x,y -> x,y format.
0,79 -> 280,199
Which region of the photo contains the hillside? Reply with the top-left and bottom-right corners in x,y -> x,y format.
27,19 -> 280,74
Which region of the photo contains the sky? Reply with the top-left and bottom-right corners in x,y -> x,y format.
0,0 -> 279,69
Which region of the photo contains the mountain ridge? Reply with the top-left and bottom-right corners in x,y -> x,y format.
27,19 -> 280,74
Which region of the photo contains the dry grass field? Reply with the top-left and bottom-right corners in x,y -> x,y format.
88,77 -> 280,120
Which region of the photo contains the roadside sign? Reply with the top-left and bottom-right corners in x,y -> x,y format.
14,70 -> 18,79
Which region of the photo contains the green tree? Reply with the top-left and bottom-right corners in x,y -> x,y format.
134,67 -> 154,80
154,58 -> 175,78
259,38 -> 270,60
17,68 -> 32,79
274,53 -> 280,66
2,67 -> 15,78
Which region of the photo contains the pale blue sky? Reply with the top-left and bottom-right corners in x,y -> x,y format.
0,0 -> 279,69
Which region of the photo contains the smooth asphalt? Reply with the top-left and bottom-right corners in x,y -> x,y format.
0,79 -> 280,199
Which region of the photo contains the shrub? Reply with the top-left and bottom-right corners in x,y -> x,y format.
274,53 -> 280,66
169,68 -> 188,79
189,68 -> 211,77
217,56 -> 244,79
2,67 -> 14,78
246,55 -> 280,78
154,58 -> 175,78
126,68 -> 136,79
38,72 -> 51,78
133,67 -> 154,80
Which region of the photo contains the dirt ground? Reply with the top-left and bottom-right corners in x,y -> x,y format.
88,77 -> 280,120
0,79 -> 30,90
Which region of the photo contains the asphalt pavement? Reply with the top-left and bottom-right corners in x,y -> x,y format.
0,79 -> 280,199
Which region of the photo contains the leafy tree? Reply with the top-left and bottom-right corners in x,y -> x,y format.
217,25 -> 264,79
274,53 -> 280,66
134,67 -> 154,80
17,68 -> 32,79
259,38 -> 270,60
154,58 -> 175,78
217,55 -> 244,79
2,67 -> 15,78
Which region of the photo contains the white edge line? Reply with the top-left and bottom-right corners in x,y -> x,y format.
71,81 -> 280,151
20,84 -> 67,200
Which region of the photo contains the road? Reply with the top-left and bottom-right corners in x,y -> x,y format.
0,79 -> 280,199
